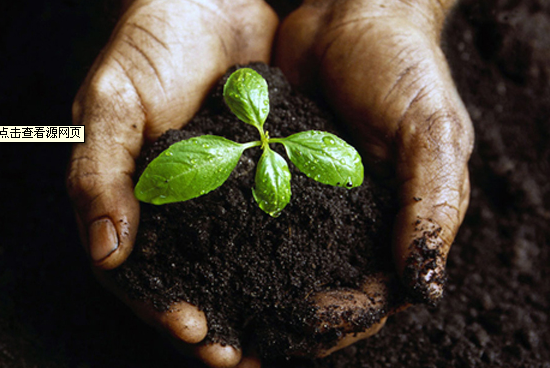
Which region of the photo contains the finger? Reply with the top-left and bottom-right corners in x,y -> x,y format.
388,42 -> 474,304
306,274 -> 401,357
135,300 -> 208,344
94,269 -> 208,343
274,3 -> 324,89
129,297 -> 243,368
195,343 -> 242,368
95,271 -> 244,368
318,317 -> 387,358
67,0 -> 278,270
394,159 -> 471,304
235,356 -> 261,368
67,68 -> 143,269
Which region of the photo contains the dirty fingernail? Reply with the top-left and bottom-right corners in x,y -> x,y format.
88,218 -> 118,262
417,262 -> 446,303
403,220 -> 447,305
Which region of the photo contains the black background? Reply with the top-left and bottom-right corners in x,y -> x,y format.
1,1 -> 549,367
0,1 -> 197,366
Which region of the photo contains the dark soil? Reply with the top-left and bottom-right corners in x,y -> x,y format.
112,63 -> 403,359
1,0 -> 549,367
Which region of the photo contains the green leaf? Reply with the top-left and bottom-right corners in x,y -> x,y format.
252,148 -> 291,217
280,131 -> 364,188
135,135 -> 245,205
223,68 -> 270,130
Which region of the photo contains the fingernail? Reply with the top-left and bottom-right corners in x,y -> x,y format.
88,218 -> 119,262
415,261 -> 447,304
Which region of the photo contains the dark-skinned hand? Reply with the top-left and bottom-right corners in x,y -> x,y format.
274,0 -> 474,355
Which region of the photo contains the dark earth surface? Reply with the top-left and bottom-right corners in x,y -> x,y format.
1,0 -> 549,367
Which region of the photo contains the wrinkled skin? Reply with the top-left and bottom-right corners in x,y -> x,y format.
67,0 -> 474,367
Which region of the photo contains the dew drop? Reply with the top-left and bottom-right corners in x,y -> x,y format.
346,182 -> 353,188
203,144 -> 209,148
323,136 -> 336,145
263,100 -> 269,106
159,194 -> 166,199
340,158 -> 346,165
165,151 -> 173,156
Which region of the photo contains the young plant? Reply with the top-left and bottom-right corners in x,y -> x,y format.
135,68 -> 364,217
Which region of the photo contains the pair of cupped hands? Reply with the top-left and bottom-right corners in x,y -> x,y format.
67,0 -> 474,367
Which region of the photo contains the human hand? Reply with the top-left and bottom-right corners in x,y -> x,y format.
67,0 -> 277,366
275,0 -> 474,355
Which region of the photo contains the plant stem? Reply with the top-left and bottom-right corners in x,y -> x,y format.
268,137 -> 286,144
242,140 -> 262,150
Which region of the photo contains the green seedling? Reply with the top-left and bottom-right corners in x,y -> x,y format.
135,68 -> 364,217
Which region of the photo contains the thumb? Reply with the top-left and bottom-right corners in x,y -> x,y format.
276,1 -> 474,303
383,32 -> 474,304
67,64 -> 144,270
380,29 -> 474,305
392,85 -> 473,304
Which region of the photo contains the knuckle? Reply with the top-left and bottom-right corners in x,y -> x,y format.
66,161 -> 100,204
400,102 -> 473,165
84,65 -> 142,122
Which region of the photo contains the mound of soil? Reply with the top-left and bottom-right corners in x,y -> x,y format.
112,63 -> 404,359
